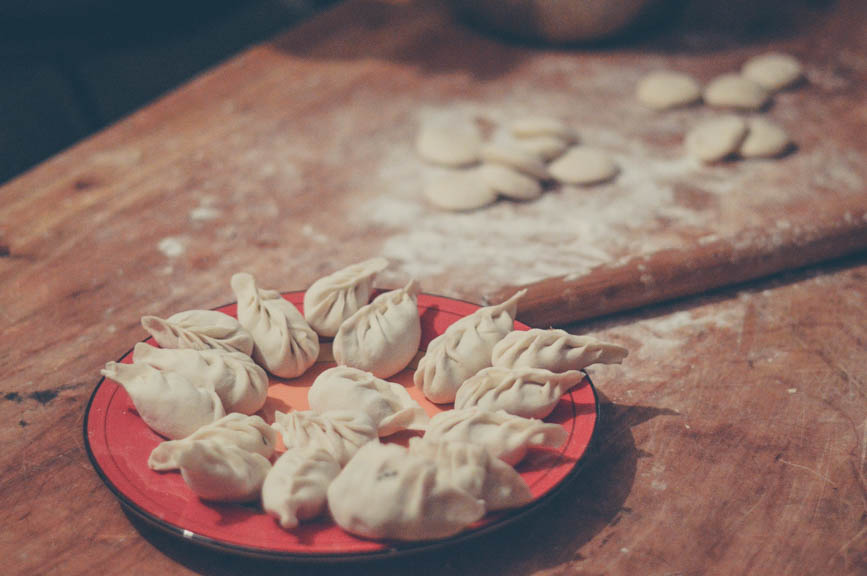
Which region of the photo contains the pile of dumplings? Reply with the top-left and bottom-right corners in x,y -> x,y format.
100,258 -> 628,542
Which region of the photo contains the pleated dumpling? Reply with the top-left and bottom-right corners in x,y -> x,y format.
177,440 -> 271,503
492,328 -> 628,372
141,309 -> 254,355
262,448 -> 341,530
132,342 -> 269,415
100,362 -> 225,439
148,413 -> 276,471
308,366 -> 428,436
414,290 -> 526,404
303,257 -> 389,338
271,409 -> 377,466
332,279 -> 421,379
408,438 -> 532,512
327,442 -> 485,541
231,272 -> 319,379
454,367 -> 585,419
424,408 -> 567,466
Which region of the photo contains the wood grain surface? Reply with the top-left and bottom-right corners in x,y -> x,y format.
1,0 -> 866,574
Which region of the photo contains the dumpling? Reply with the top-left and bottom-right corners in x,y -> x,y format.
492,328 -> 628,372
271,410 -> 377,466
303,257 -> 389,338
308,366 -> 428,437
148,413 -> 276,471
454,367 -> 584,419
332,279 -> 421,379
132,342 -> 269,415
424,408 -> 567,466
261,448 -> 341,529
414,290 -> 526,404
408,438 -> 532,511
231,272 -> 319,379
100,362 -> 225,439
327,442 -> 485,541
177,440 -> 271,503
141,309 -> 254,355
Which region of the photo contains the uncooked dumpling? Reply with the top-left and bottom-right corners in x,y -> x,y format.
408,438 -> 532,511
332,280 -> 421,379
100,362 -> 225,439
685,116 -> 748,163
703,74 -> 769,111
423,168 -> 497,212
414,290 -> 526,404
308,366 -> 428,437
271,409 -> 377,466
132,342 -> 269,415
177,440 -> 271,503
491,328 -> 628,372
480,164 -> 543,201
548,147 -> 619,186
327,442 -> 485,541
303,257 -> 389,338
424,408 -> 567,466
141,309 -> 254,356
636,71 -> 702,110
454,367 -> 585,419
416,119 -> 482,167
742,52 -> 803,93
739,118 -> 791,158
509,116 -> 578,143
481,143 -> 550,180
262,448 -> 341,530
231,272 -> 319,379
148,413 -> 276,471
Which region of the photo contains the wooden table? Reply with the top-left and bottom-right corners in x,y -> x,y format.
1,1 -> 865,574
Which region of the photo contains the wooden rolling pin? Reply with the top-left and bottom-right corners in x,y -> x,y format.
487,198 -> 867,327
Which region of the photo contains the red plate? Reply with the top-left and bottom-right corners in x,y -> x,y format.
84,292 -> 599,560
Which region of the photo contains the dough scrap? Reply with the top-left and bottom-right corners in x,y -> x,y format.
739,117 -> 791,158
704,73 -> 769,111
509,116 -> 578,143
480,143 -> 550,180
636,71 -> 702,110
548,147 -> 619,185
416,120 -> 482,167
742,52 -> 803,93
481,163 -> 543,201
685,116 -> 748,163
423,169 -> 497,212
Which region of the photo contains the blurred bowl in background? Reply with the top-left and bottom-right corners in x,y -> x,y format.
448,0 -> 654,44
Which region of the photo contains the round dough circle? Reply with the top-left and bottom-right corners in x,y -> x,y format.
481,143 -> 550,180
636,71 -> 702,110
480,164 -> 543,201
704,74 -> 769,111
509,116 -> 579,143
416,121 -> 481,167
548,147 -> 619,185
742,52 -> 803,93
423,169 -> 496,211
685,116 -> 748,163
739,118 -> 791,158
513,135 -> 571,162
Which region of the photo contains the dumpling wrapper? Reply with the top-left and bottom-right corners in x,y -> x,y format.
424,408 -> 567,466
308,366 -> 428,437
333,279 -> 421,379
148,413 -> 276,471
261,448 -> 341,530
414,290 -> 526,404
100,362 -> 225,439
141,309 -> 254,356
454,367 -> 585,419
327,442 -> 485,541
177,440 -> 271,503
408,437 -> 532,512
133,342 -> 269,415
303,257 -> 389,338
271,409 -> 378,467
231,272 -> 319,379
491,328 -> 628,372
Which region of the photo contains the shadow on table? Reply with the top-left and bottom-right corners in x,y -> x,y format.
126,390 -> 678,575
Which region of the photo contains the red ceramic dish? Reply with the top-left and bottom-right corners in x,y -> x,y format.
84,292 -> 599,560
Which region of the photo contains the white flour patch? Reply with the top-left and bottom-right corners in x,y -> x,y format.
157,237 -> 185,258
189,206 -> 221,222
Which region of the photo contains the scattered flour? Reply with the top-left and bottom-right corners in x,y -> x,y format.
157,237 -> 185,258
